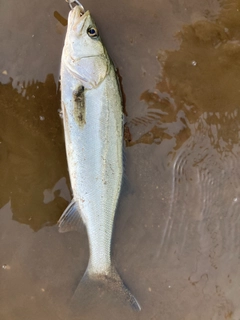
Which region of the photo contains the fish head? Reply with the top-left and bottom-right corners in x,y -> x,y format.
66,7 -> 105,59
63,6 -> 110,89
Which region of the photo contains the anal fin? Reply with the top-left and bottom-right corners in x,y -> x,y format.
58,200 -> 83,233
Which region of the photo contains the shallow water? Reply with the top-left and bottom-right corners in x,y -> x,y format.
1,0 -> 240,319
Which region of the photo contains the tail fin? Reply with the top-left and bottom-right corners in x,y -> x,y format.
70,266 -> 141,312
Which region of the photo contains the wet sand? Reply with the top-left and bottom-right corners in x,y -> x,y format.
1,0 -> 240,319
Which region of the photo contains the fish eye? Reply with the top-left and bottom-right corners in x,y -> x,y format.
87,26 -> 99,39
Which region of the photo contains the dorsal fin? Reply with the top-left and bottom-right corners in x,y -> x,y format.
58,200 -> 83,233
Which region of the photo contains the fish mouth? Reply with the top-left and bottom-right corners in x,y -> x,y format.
68,5 -> 90,34
69,4 -> 90,25
67,0 -> 85,13
69,1 -> 86,18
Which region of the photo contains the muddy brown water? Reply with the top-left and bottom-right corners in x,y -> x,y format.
1,0 -> 240,319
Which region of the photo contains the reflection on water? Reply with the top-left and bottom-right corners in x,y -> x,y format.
126,1 -> 240,318
128,0 -> 240,254
129,1 -> 240,150
1,0 -> 240,319
128,0 -> 240,256
0,75 -> 70,230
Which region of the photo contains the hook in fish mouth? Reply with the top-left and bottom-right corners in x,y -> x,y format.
66,0 -> 85,14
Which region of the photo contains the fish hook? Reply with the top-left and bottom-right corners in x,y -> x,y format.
66,0 -> 85,13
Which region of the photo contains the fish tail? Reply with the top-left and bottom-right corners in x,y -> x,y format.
70,265 -> 141,312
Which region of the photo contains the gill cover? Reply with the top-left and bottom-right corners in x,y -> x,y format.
63,7 -> 110,89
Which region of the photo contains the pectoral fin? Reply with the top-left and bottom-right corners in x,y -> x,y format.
58,200 -> 83,233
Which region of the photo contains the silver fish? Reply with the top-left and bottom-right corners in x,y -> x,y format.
58,3 -> 141,311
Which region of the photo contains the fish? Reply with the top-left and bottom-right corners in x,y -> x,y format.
58,2 -> 141,311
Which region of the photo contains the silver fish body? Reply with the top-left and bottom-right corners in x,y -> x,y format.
61,53 -> 123,275
59,6 -> 140,310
